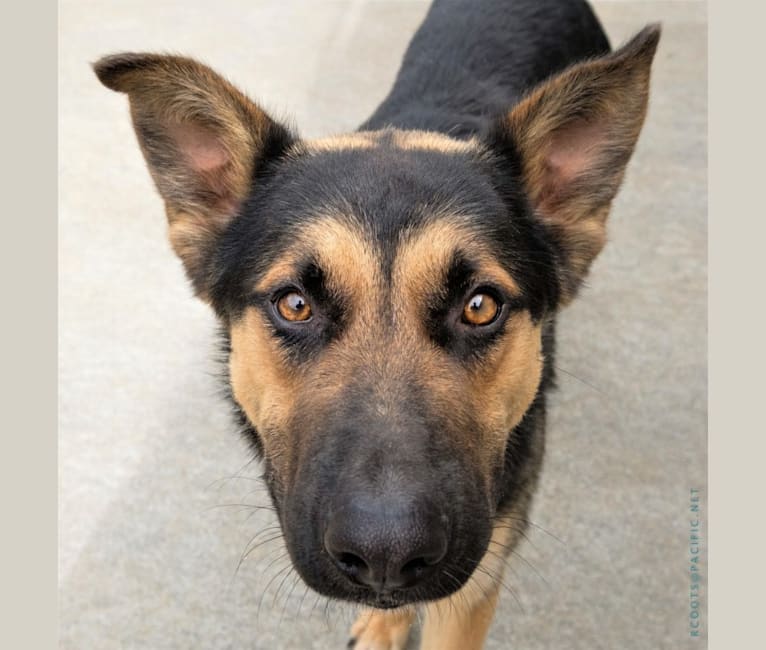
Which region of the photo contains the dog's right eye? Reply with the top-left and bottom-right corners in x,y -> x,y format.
276,291 -> 313,322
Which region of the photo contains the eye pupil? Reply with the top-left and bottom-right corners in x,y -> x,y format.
462,292 -> 499,326
277,291 -> 312,322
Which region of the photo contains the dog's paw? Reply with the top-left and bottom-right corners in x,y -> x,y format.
347,608 -> 414,650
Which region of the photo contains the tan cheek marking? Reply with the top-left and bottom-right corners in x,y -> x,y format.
434,313 -> 541,484
229,308 -> 298,473
231,217 -> 381,479
471,311 -> 543,443
390,218 -> 533,477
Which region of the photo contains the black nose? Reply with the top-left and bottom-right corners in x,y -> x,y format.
323,494 -> 449,593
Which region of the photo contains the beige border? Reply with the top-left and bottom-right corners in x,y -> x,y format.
5,0 -> 752,647
0,0 -> 57,647
708,0 -> 765,647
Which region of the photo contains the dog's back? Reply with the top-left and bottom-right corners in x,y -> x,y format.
362,0 -> 611,136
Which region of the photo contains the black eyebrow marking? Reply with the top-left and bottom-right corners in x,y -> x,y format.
443,253 -> 476,301
298,260 -> 331,303
426,253 -> 475,349
427,252 -> 476,318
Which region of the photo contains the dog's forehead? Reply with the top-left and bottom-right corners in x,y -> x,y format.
271,129 -> 507,233
220,127 -> 558,317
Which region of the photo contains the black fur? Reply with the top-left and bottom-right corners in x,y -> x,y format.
361,0 -> 609,136
95,0 -> 661,620
206,0 -> 613,607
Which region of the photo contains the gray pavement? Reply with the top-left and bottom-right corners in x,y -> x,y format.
59,1 -> 707,648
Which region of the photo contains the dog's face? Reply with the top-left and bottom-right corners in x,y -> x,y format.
220,131 -> 556,606
95,27 -> 658,609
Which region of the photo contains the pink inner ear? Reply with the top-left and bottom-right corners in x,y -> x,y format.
169,122 -> 229,172
545,119 -> 606,187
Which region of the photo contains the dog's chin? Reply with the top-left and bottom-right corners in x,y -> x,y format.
292,555 -> 481,610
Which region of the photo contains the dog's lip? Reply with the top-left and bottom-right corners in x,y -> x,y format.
330,577 -> 423,608
369,598 -> 406,610
358,592 -> 412,609
342,575 -> 455,609
340,582 -> 411,606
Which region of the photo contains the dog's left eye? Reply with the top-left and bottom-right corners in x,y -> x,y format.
276,291 -> 313,322
462,292 -> 500,326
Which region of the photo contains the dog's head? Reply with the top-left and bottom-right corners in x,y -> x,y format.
94,26 -> 658,609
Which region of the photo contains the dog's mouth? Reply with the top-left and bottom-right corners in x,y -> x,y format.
357,591 -> 418,610
297,559 -> 483,609
336,583 -> 416,610
339,555 -> 479,605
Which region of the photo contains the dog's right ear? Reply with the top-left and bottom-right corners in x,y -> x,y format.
93,53 -> 295,301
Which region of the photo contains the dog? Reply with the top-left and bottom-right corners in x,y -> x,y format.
94,0 -> 659,647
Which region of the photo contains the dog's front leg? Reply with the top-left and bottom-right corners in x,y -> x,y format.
419,580 -> 500,650
348,607 -> 415,650
419,515 -> 520,650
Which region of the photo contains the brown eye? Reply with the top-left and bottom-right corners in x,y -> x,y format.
276,291 -> 312,322
462,293 -> 499,326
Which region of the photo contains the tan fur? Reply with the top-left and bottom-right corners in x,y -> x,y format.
166,206 -> 231,285
389,130 -> 478,153
467,311 -> 543,459
344,518 -> 530,650
305,129 -> 478,155
350,608 -> 415,650
229,309 -> 299,483
306,132 -> 380,152
393,218 -> 522,317
418,515 -> 524,650
392,219 -> 537,480
254,214 -> 380,320
229,214 -> 543,494
420,585 -> 500,650
231,215 -> 382,480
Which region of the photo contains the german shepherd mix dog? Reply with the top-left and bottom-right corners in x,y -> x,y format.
95,0 -> 658,647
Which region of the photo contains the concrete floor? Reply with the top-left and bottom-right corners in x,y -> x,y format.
59,1 -> 707,648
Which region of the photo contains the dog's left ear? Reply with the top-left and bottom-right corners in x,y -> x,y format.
488,24 -> 660,303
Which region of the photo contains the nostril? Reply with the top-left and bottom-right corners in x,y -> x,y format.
400,542 -> 446,579
401,556 -> 431,580
336,551 -> 368,577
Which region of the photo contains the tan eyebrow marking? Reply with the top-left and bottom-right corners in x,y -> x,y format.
304,129 -> 480,154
